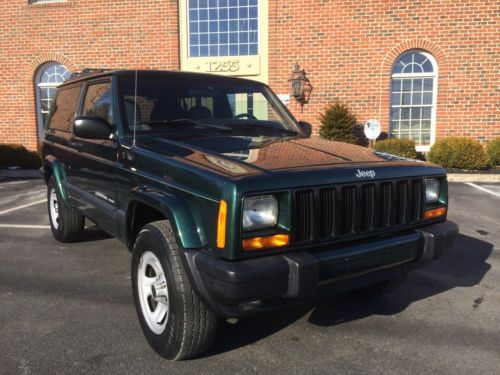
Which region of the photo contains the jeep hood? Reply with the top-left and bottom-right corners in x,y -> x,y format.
136,135 -> 435,177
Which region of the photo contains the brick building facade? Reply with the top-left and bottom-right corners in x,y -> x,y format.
0,0 -> 498,151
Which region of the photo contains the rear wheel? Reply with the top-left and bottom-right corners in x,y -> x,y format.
132,220 -> 217,360
47,177 -> 84,242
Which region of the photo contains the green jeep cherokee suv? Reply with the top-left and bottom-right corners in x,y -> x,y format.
41,69 -> 458,360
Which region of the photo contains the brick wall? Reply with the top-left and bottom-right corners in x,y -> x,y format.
0,0 -> 179,150
0,0 -> 498,150
268,0 -> 499,143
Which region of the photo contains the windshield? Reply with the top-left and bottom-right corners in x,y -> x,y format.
118,74 -> 301,138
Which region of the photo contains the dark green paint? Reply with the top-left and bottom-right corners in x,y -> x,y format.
42,70 -> 448,260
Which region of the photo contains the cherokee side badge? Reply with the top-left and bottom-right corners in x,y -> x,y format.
355,169 -> 376,178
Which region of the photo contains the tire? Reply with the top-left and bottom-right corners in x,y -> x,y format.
47,177 -> 84,242
351,276 -> 406,297
131,220 -> 217,360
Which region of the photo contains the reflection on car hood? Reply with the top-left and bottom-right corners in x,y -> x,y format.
137,135 -> 426,177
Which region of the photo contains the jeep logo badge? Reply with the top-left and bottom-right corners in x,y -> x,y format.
355,169 -> 376,178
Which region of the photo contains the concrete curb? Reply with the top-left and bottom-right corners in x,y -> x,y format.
0,169 -> 41,179
447,174 -> 500,183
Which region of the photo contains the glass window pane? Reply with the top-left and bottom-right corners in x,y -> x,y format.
390,108 -> 400,120
421,120 -> 431,130
422,60 -> 433,73
400,121 -> 410,130
422,107 -> 431,119
400,53 -> 413,66
391,79 -> 402,92
239,44 -> 248,55
49,86 -> 81,132
392,62 -> 404,74
82,82 -> 113,125
402,79 -> 412,92
401,108 -> 410,119
423,92 -> 433,105
410,120 -> 420,129
249,6 -> 258,18
423,78 -> 433,90
412,92 -> 422,105
402,93 -> 411,105
411,107 -> 421,119
391,93 -> 401,106
249,44 -> 258,55
413,79 -> 423,92
421,133 -> 431,145
200,46 -> 209,56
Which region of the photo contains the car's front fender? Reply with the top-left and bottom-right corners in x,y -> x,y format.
126,187 -> 206,250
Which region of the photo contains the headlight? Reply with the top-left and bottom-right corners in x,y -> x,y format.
425,179 -> 440,204
242,195 -> 278,231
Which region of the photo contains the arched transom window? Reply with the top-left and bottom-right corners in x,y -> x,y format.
35,62 -> 71,138
390,50 -> 438,151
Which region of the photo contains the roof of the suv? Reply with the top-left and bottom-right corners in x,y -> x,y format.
60,69 -> 266,88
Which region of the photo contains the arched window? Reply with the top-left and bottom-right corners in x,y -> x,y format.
35,62 -> 71,138
390,50 -> 438,151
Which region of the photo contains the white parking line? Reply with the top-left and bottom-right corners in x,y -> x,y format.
0,224 -> 50,229
464,182 -> 500,198
0,199 -> 47,215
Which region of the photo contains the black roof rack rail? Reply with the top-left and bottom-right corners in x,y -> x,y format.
69,68 -> 110,79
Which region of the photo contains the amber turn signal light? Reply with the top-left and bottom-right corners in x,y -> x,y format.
424,207 -> 446,220
242,234 -> 290,251
216,199 -> 227,249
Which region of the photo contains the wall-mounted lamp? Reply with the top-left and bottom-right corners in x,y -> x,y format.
289,64 -> 313,110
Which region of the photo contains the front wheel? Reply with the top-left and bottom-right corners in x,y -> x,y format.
132,220 -> 217,360
47,177 -> 84,242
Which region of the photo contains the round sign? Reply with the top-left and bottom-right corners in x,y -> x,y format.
364,119 -> 381,140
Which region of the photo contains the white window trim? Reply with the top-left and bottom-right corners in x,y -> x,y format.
34,62 -> 69,138
390,50 -> 438,152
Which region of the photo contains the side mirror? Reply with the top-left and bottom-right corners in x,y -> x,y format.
73,117 -> 113,140
298,121 -> 312,137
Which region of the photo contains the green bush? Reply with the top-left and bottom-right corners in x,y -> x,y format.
373,138 -> 417,159
319,101 -> 357,144
0,143 -> 42,169
428,137 -> 490,170
487,138 -> 500,166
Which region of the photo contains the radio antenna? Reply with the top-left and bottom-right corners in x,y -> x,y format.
132,68 -> 138,147
132,6 -> 140,148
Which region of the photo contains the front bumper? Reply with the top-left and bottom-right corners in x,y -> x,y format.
184,221 -> 459,317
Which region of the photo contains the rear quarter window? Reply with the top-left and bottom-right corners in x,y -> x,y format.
49,85 -> 82,132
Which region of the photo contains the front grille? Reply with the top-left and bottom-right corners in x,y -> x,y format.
294,178 -> 424,245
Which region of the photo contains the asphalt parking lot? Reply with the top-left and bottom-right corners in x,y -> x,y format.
0,178 -> 499,374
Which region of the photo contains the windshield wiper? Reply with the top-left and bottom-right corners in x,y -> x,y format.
224,122 -> 300,136
144,118 -> 231,131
